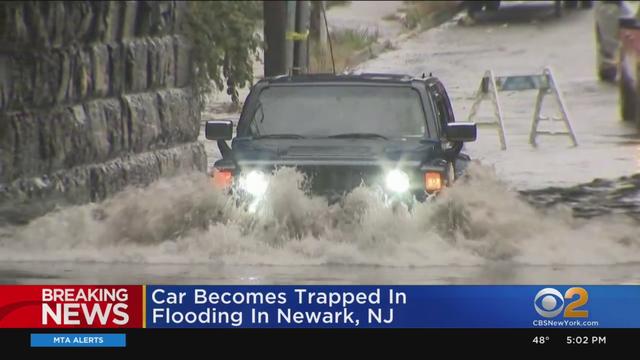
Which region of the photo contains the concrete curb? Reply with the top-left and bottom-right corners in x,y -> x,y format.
345,5 -> 464,72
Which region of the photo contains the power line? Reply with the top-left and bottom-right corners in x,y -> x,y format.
320,2 -> 336,74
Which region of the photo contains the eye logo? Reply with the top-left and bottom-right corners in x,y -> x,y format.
533,287 -> 589,319
534,288 -> 564,318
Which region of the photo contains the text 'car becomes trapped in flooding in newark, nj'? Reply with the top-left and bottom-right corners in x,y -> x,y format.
204,73 -> 477,209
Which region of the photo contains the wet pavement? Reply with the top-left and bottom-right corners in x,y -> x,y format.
1,2 -> 640,284
324,1 -> 405,42
359,2 -> 640,190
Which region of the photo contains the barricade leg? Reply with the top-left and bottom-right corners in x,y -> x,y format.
468,70 -> 508,150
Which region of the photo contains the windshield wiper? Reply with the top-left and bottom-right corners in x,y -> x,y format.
253,134 -> 306,139
327,133 -> 388,140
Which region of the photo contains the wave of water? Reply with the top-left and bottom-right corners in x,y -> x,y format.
1,164 -> 639,266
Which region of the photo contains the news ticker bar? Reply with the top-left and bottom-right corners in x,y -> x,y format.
1,285 -> 640,329
5,329 -> 640,350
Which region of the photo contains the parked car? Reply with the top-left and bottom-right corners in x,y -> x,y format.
595,0 -> 640,125
465,1 -> 593,18
594,0 -> 639,82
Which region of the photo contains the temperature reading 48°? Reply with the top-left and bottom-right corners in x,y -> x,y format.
532,336 -> 550,344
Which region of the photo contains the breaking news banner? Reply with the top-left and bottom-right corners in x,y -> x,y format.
1,285 -> 640,351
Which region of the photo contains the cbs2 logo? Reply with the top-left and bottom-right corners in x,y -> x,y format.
534,287 -> 589,318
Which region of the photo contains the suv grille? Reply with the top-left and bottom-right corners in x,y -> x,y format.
297,165 -> 382,196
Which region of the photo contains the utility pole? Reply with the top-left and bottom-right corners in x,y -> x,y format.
285,1 -> 296,74
263,1 -> 287,77
264,1 -> 311,77
293,1 -> 310,74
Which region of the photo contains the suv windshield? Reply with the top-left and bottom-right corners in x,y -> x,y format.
247,85 -> 429,138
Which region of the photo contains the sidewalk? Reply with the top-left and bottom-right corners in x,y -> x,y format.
325,1 -> 405,44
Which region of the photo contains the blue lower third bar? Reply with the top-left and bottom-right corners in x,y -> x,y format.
30,333 -> 126,348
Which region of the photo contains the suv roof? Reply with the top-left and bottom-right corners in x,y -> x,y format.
262,72 -> 434,84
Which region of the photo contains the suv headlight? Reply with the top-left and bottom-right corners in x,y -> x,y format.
385,169 -> 410,193
239,170 -> 269,197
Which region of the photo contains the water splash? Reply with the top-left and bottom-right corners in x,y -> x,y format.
1,164 -> 639,266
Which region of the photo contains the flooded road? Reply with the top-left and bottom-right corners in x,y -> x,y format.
1,2 -> 639,284
360,2 -> 640,189
1,164 -> 639,284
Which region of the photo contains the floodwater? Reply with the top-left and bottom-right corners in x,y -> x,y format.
1,2 -> 639,284
1,163 -> 639,284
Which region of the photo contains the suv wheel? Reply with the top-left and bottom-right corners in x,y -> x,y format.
599,66 -> 617,82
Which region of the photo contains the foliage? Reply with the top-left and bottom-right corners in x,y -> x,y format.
184,1 -> 262,104
309,28 -> 378,73
332,28 -> 378,49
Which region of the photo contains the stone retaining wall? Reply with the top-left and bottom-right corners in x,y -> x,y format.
0,1 -> 206,224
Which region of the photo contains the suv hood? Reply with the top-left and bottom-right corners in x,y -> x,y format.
230,138 -> 442,167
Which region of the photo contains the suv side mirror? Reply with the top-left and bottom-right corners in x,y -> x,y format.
445,122 -> 477,142
205,120 -> 233,140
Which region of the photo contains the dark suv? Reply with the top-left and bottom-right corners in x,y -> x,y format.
205,73 -> 476,205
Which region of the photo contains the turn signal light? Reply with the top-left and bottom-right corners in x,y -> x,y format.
424,172 -> 443,192
212,169 -> 233,188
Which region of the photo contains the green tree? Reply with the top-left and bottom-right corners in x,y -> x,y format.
185,1 -> 262,104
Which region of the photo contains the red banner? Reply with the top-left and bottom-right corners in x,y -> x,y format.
0,285 -> 144,328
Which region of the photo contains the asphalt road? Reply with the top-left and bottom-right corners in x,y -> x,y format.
1,2 -> 639,284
